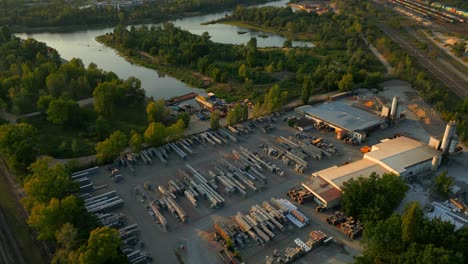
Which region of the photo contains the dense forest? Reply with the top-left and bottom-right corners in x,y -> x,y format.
0,0 -> 272,29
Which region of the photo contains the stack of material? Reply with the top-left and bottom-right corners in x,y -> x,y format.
284,246 -> 302,262
288,186 -> 314,205
294,238 -> 311,253
84,191 -> 124,214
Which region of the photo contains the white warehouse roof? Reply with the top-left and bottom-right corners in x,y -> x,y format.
312,136 -> 440,189
313,159 -> 390,190
365,136 -> 440,175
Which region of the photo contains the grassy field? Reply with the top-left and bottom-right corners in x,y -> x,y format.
0,160 -> 47,264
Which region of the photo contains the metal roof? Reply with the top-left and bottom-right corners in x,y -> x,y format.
313,159 -> 390,190
365,136 -> 439,174
302,177 -> 342,204
296,102 -> 384,131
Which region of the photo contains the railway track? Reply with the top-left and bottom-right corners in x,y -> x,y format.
377,23 -> 467,99
0,208 -> 26,264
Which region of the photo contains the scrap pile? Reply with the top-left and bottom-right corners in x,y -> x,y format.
326,211 -> 363,239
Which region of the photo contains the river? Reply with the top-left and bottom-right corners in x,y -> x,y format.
15,0 -> 310,99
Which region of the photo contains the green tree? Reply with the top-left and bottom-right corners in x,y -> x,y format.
95,116 -> 111,141
0,123 -> 39,174
76,227 -> 126,264
45,73 -> 66,97
283,39 -> 292,48
23,157 -> 79,211
210,111 -> 220,130
52,223 -> 79,264
37,95 -> 54,112
452,42 -> 466,57
401,202 -> 424,244
46,97 -> 80,125
146,99 -> 170,123
301,75 -> 312,105
166,119 -> 185,141
177,112 -> 190,128
129,130 -> 143,152
262,84 -> 286,113
28,195 -> 84,241
338,73 -> 354,91
242,104 -> 249,120
93,81 -> 120,118
95,131 -> 127,164
144,122 -> 167,146
238,64 -> 248,79
341,172 -> 408,221
361,214 -> 403,262
226,109 -> 237,126
434,170 -> 454,198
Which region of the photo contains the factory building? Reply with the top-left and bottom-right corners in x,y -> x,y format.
302,136 -> 442,208
296,96 -> 403,143
295,101 -> 386,143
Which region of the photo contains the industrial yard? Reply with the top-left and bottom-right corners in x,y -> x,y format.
72,81 -> 466,264
75,111 -> 366,264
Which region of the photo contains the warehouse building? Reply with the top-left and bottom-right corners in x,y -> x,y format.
295,101 -> 386,143
302,136 -> 442,208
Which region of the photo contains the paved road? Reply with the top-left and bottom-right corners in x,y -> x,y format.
378,23 -> 468,99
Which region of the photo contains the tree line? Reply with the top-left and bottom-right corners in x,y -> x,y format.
225,2 -> 386,93
0,0 -> 272,29
0,28 -> 118,114
22,157 -> 127,263
339,172 -> 468,263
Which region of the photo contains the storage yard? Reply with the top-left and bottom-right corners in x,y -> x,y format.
74,112 -> 366,263
72,82 -> 466,264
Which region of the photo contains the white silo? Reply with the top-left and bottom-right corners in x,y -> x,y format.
448,136 -> 458,155
440,121 -> 456,152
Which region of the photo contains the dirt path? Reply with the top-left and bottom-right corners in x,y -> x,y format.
361,34 -> 394,75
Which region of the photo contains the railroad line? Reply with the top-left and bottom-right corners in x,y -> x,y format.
377,23 -> 468,99
0,208 -> 26,264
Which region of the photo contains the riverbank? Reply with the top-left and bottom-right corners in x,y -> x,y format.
95,34 -> 296,102
204,18 -> 315,42
10,0 -> 274,34
95,35 -> 208,89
